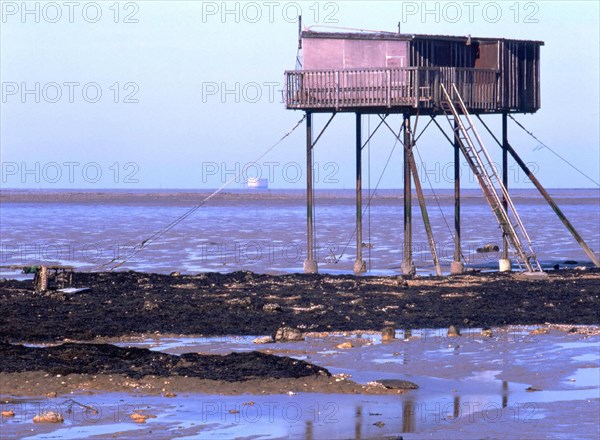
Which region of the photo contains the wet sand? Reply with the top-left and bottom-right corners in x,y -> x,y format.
1,326 -> 598,439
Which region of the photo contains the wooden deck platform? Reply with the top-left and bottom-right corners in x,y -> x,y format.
285,67 -> 509,114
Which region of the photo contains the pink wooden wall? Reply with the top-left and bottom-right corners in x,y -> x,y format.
302,38 -> 409,70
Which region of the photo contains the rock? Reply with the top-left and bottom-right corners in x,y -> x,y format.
169,271 -> 180,277
481,327 -> 493,337
1,410 -> 15,417
130,413 -> 156,423
143,300 -> 158,311
447,325 -> 461,337
373,421 -> 385,427
553,264 -> 560,271
396,276 -> 408,288
476,243 -> 500,253
227,297 -> 251,306
253,336 -> 274,344
33,411 -> 64,423
336,341 -> 352,349
274,327 -> 304,342
564,260 -> 578,265
525,386 -> 542,392
375,379 -> 419,390
162,392 -> 177,398
263,303 -> 282,313
382,326 -> 396,342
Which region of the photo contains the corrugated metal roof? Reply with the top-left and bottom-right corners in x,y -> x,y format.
301,30 -> 411,41
301,30 -> 544,45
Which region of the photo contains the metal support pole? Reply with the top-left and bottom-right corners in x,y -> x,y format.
507,143 -> 600,268
402,114 -> 415,275
354,113 -> 366,274
451,118 -> 464,274
408,151 -> 443,276
304,112 -> 318,273
477,113 -> 599,269
499,113 -> 512,272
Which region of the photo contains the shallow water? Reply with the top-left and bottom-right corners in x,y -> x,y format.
3,326 -> 598,439
1,189 -> 598,277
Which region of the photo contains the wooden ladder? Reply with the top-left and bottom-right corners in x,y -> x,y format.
440,83 -> 542,272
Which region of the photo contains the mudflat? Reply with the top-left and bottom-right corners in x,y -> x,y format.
1,269 -> 598,394
1,269 -> 598,343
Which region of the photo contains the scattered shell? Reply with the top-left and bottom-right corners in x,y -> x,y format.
172,283 -> 196,289
334,373 -> 352,381
366,381 -> 387,389
530,328 -> 549,335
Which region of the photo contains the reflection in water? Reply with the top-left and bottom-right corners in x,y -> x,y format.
453,395 -> 460,419
502,380 -> 509,408
403,398 -> 416,433
305,420 -> 313,440
355,405 -> 362,439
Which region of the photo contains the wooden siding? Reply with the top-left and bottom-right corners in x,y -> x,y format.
292,32 -> 542,113
500,40 -> 541,112
410,38 -> 478,68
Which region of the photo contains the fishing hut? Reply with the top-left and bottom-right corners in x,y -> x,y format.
284,26 -> 600,275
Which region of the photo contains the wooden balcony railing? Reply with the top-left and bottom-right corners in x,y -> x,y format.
284,67 -> 499,111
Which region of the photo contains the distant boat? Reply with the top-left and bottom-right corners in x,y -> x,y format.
247,177 -> 268,189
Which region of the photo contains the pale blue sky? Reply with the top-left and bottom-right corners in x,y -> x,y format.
1,0 -> 598,189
